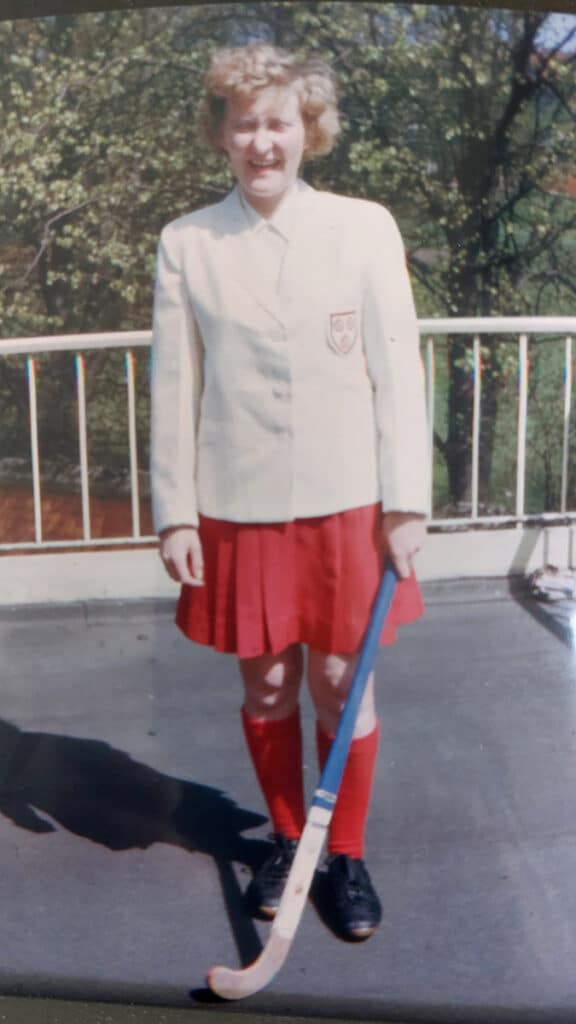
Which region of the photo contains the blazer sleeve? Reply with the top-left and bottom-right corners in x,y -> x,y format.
361,205 -> 430,516
149,222 -> 204,534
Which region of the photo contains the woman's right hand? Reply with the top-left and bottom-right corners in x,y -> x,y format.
159,526 -> 204,586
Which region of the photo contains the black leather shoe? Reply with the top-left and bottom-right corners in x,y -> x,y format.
245,833 -> 298,919
324,854 -> 382,940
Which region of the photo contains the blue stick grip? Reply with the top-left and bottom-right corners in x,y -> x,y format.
312,562 -> 398,811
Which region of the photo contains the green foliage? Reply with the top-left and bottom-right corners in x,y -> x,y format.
0,5 -> 574,511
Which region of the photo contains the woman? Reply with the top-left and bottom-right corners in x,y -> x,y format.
150,43 -> 429,941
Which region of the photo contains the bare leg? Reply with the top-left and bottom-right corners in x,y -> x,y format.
307,649 -> 375,739
239,643 -> 303,721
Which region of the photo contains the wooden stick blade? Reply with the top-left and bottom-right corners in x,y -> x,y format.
207,932 -> 292,1001
207,809 -> 329,1000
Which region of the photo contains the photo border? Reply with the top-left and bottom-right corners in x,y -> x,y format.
0,0 -> 570,1022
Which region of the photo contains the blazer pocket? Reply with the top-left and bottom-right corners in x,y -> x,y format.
326,308 -> 360,356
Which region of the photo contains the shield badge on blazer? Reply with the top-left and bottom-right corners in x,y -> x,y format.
328,310 -> 359,355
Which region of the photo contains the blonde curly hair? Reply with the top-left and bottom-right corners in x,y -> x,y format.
200,43 -> 340,158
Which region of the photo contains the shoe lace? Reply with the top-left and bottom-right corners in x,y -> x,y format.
267,832 -> 295,879
334,855 -> 368,902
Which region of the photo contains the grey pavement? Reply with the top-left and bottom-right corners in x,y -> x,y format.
2,579 -> 576,1023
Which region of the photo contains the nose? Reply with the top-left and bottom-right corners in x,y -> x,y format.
250,127 -> 273,154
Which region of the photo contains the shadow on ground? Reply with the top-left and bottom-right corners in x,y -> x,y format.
507,576 -> 576,651
0,718 -> 269,968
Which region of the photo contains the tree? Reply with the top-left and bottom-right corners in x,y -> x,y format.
327,5 -> 576,510
1,4 -> 574,511
0,8 -> 233,470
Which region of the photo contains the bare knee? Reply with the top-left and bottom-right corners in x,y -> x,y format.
240,644 -> 303,720
307,649 -> 376,737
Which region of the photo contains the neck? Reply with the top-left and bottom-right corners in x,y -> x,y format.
240,182 -> 297,219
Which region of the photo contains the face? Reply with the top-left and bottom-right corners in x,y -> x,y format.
220,86 -> 306,217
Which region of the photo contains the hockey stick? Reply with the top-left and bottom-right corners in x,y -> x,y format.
207,560 -> 399,1000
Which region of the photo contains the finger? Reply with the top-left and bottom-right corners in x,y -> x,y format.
391,550 -> 411,579
182,575 -> 205,587
159,551 -> 180,583
166,559 -> 189,584
175,556 -> 204,587
175,565 -> 205,587
188,533 -> 205,582
164,547 -> 202,587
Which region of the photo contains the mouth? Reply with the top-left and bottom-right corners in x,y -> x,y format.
249,160 -> 281,172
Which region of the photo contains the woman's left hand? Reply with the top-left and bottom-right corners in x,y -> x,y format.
382,511 -> 427,580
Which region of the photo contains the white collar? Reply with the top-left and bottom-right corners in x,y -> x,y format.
237,179 -> 309,241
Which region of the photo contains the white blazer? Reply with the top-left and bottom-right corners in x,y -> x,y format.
150,180 -> 430,533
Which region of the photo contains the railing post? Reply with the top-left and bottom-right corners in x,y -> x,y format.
425,337 -> 435,519
126,350 -> 141,538
561,336 -> 572,515
75,353 -> 92,541
26,357 -> 43,544
471,335 -> 481,520
516,334 -> 529,520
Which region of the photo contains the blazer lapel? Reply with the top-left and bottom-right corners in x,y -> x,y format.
279,186 -> 340,317
212,189 -> 283,327
210,183 -> 340,329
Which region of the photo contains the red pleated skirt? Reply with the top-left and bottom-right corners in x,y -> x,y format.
175,503 -> 424,658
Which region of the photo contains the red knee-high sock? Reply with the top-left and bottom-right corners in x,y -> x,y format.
241,706 -> 306,840
316,720 -> 380,859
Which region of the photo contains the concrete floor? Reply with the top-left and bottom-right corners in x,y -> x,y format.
2,579 -> 576,1023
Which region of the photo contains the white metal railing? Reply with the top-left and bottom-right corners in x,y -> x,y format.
420,317 -> 576,527
1,318 -> 576,552
1,331 -> 151,551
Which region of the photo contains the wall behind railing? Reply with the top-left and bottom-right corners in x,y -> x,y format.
1,318 -> 576,603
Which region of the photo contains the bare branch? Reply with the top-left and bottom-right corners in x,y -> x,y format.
534,24 -> 576,70
543,78 -> 576,124
408,261 -> 452,308
5,199 -> 92,291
